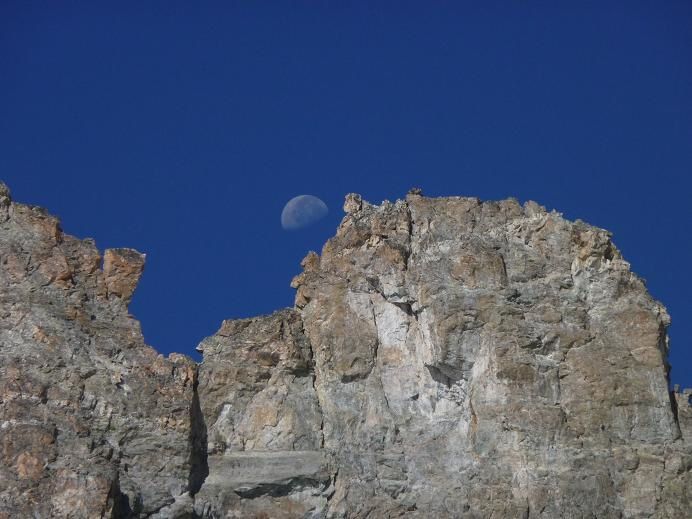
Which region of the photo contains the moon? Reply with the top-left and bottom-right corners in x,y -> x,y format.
281,195 -> 328,230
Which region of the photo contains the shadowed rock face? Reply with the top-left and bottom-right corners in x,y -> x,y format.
0,182 -> 689,518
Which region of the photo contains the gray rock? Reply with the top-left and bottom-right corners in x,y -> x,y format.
0,182 -> 689,517
0,183 -> 201,517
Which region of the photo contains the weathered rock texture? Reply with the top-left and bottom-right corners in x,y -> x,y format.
0,184 -> 203,518
0,182 -> 690,518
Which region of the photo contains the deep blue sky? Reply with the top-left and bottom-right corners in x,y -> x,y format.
2,2 -> 691,387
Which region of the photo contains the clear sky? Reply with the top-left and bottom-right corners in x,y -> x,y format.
2,2 -> 691,387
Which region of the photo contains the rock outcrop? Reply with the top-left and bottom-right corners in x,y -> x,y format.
0,184 -> 202,517
0,182 -> 689,518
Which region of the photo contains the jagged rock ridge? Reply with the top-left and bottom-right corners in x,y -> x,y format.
0,183 -> 204,517
0,183 -> 689,518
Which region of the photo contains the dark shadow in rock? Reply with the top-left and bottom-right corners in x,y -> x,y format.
426,364 -> 464,388
234,477 -> 328,500
670,390 -> 680,429
109,476 -> 134,519
188,373 -> 209,496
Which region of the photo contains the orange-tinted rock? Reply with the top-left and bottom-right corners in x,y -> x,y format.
103,247 -> 146,302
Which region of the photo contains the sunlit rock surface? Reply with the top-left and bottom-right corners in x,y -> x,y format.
0,183 -> 203,517
0,182 -> 689,518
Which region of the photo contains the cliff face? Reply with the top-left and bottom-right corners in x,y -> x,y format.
0,184 -> 201,518
0,183 -> 689,518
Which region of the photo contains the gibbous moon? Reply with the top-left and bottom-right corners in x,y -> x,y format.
281,195 -> 328,230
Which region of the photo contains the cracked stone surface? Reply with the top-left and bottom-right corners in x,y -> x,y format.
0,182 -> 690,518
0,184 -> 203,518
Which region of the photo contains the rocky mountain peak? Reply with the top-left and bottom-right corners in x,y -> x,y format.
0,185 -> 689,517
